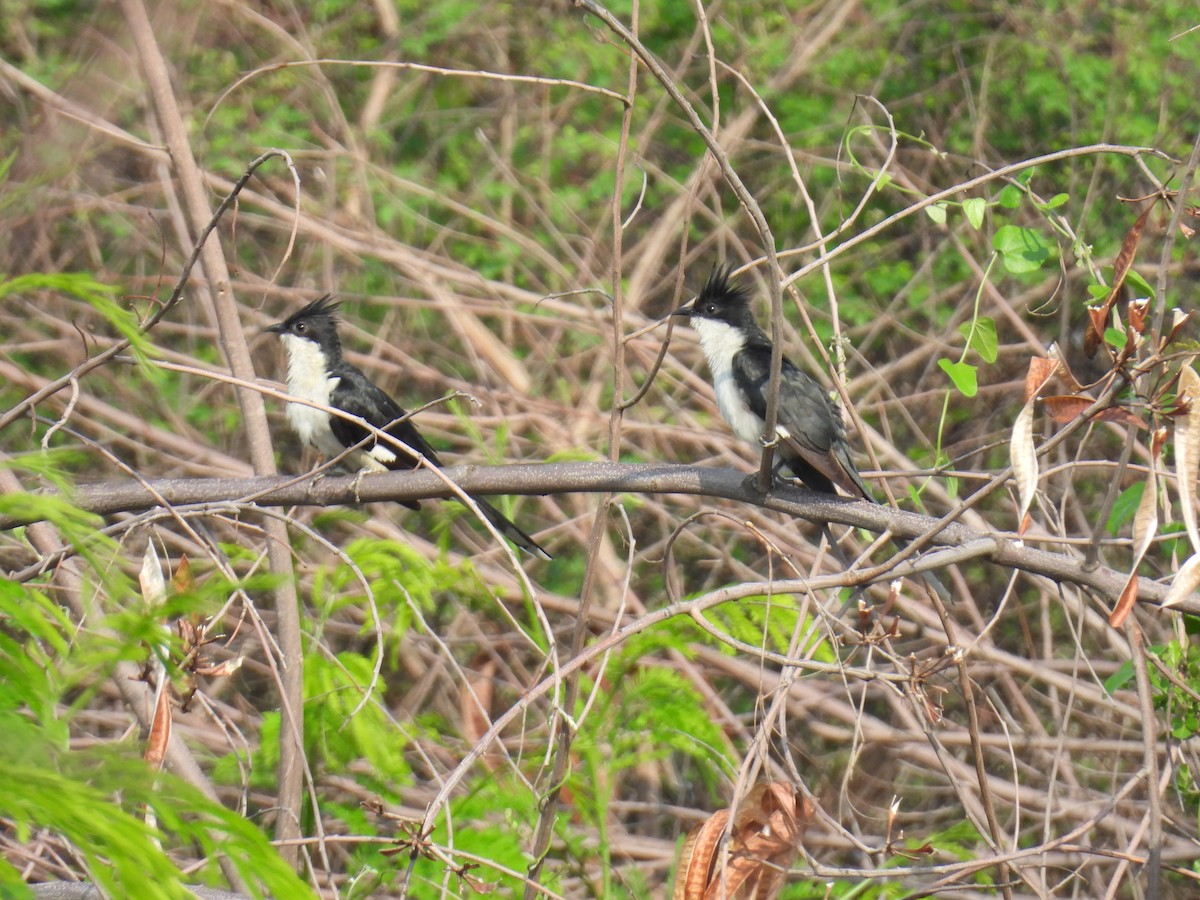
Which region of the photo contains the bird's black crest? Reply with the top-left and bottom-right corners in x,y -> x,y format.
699,264 -> 750,307
282,294 -> 340,327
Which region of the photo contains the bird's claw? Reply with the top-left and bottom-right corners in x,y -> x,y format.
349,469 -> 368,504
304,470 -> 326,500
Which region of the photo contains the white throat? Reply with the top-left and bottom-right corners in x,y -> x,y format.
690,317 -> 766,444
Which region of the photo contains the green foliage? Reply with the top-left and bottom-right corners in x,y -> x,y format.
0,543 -> 311,897
1107,482 -> 1145,536
0,273 -> 152,365
313,535 -> 522,645
0,750 -> 311,898
992,224 -> 1053,275
304,651 -> 413,780
937,358 -> 977,399
1107,635 -> 1200,741
958,317 -> 998,365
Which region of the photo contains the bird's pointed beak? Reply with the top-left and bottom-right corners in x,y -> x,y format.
265,322 -> 285,335
669,303 -> 693,319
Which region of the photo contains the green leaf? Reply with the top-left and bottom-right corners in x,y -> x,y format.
1125,269 -> 1156,299
963,197 -> 986,230
959,316 -> 998,363
1086,283 -> 1110,300
993,225 -> 1051,273
997,184 -> 1022,209
938,358 -> 978,397
925,202 -> 947,225
1039,192 -> 1069,209
1104,326 -> 1126,347
1104,660 -> 1136,693
1107,482 -> 1145,536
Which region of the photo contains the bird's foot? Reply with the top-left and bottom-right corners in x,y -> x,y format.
349,468 -> 369,504
302,470 -> 327,501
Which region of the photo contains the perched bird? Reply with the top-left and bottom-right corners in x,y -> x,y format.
267,295 -> 550,559
673,265 -> 872,500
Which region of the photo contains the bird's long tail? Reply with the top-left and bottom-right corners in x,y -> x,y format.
473,496 -> 552,561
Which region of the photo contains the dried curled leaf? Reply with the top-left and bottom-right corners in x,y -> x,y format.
1024,357 -> 1057,404
170,554 -> 192,595
1161,552 -> 1200,610
675,810 -> 730,900
1041,396 -> 1144,427
144,677 -> 172,770
1174,363 -> 1200,554
1011,399 -> 1037,534
1047,342 -> 1083,392
1109,431 -> 1163,628
673,784 -> 813,900
1085,204 -> 1152,357
1084,305 -> 1112,359
1127,298 -> 1150,335
196,657 -> 243,678
1163,308 -> 1192,349
1012,359 -> 1061,533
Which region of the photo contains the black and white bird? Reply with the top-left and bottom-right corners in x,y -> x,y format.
267,295 -> 550,559
673,265 -> 872,501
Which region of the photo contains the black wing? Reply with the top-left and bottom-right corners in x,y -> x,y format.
328,364 -> 441,470
328,364 -> 551,558
731,344 -> 870,499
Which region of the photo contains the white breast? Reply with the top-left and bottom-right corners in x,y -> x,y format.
691,317 -> 767,444
279,334 -> 347,459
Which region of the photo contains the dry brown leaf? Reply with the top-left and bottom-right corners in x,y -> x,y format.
144,680 -> 171,770
170,554 -> 192,595
1164,309 -> 1192,349
1127,298 -> 1150,335
674,809 -> 730,900
461,873 -> 498,894
1161,552 -> 1200,609
196,657 -> 243,678
1109,205 -> 1152,302
1174,363 -> 1200,553
1085,204 -> 1152,358
1040,395 -> 1092,424
1024,357 -> 1057,403
1047,342 -> 1084,392
1110,431 -> 1163,627
701,849 -> 758,900
1040,396 -> 1144,427
674,784 -> 813,900
1109,574 -> 1141,629
1084,305 -> 1112,359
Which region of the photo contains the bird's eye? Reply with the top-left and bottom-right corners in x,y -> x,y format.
704,303 -> 718,315
295,322 -> 306,333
